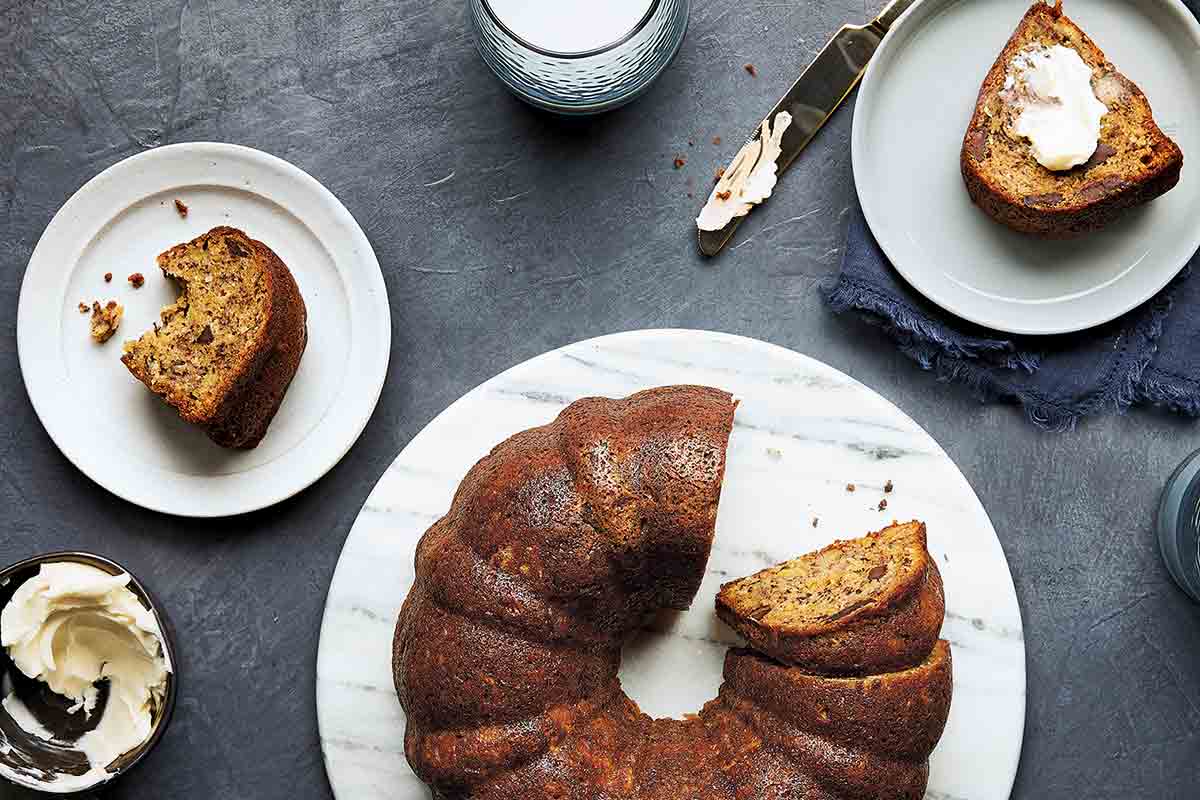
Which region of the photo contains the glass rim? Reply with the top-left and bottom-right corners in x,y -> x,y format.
480,0 -> 663,59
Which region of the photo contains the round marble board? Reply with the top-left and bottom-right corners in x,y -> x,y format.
317,330 -> 1026,800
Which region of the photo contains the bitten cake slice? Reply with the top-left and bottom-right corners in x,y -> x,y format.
121,227 -> 307,449
961,0 -> 1182,237
716,521 -> 944,674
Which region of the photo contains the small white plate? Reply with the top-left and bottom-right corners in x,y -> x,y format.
317,330 -> 1025,800
853,0 -> 1200,335
17,143 -> 390,517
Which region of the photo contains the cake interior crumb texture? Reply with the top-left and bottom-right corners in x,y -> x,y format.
720,521 -> 924,629
124,232 -> 268,421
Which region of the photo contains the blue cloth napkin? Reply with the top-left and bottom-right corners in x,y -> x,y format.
824,0 -> 1200,431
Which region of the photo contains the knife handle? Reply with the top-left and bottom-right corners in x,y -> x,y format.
873,0 -> 918,32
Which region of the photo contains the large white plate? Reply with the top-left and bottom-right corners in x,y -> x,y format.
853,0 -> 1200,335
316,330 -> 1026,800
17,143 -> 390,517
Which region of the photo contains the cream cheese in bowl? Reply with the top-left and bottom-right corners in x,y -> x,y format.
0,553 -> 176,793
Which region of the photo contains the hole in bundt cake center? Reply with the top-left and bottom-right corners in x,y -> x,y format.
616,606 -> 730,720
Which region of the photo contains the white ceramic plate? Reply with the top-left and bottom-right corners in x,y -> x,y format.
17,143 -> 390,517
316,330 -> 1026,800
853,0 -> 1200,335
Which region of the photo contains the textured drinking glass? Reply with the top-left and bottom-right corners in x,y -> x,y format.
1157,449 -> 1200,602
469,0 -> 690,114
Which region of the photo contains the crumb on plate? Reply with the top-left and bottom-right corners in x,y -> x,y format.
174,199 -> 188,217
128,272 -> 145,288
90,300 -> 123,343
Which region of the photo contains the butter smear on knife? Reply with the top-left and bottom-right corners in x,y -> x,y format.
696,111 -> 793,232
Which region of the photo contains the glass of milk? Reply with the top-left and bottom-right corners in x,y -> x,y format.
470,0 -> 690,114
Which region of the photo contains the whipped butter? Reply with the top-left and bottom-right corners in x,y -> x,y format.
697,110 -> 793,231
1,563 -> 171,790
1003,44 -> 1107,171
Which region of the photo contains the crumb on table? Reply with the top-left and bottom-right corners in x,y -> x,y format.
715,167 -> 726,182
713,136 -> 722,145
673,156 -> 687,169
128,272 -> 145,288
90,300 -> 123,343
174,199 -> 188,217
744,63 -> 757,77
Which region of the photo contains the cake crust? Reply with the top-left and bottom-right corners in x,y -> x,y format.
961,0 -> 1183,237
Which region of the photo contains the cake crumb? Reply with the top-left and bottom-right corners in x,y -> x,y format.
688,139 -> 694,147
90,300 -> 123,343
673,156 -> 687,169
174,199 -> 189,218
78,302 -> 89,313
715,167 -> 726,182
104,272 -> 113,283
812,518 -> 819,528
744,63 -> 758,77
128,272 -> 145,288
878,498 -> 888,512
716,190 -> 732,201
884,480 -> 894,493
846,483 -> 856,493
713,136 -> 722,145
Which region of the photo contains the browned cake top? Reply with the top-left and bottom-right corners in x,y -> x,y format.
963,0 -> 1181,210
122,227 -> 272,423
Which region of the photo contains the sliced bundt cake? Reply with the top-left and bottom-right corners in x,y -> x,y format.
392,387 -> 953,800
121,227 -> 307,449
961,0 -> 1182,237
716,521 -> 944,674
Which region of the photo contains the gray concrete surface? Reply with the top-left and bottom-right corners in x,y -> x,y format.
2,0 -> 1198,797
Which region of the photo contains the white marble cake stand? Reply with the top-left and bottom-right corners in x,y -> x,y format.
317,330 -> 1026,800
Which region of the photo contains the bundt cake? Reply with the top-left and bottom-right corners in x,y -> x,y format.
716,521 -> 944,675
121,227 -> 307,449
392,386 -> 952,799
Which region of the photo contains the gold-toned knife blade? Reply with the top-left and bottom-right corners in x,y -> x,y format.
697,0 -> 917,257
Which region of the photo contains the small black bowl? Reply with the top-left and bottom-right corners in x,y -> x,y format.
0,552 -> 178,794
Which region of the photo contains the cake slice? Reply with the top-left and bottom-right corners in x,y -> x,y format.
961,0 -> 1182,237
716,521 -> 944,674
121,227 -> 307,449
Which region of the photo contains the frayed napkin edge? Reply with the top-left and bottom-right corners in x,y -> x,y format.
822,272 -> 1175,432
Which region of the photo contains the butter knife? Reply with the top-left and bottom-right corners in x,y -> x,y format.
697,0 -> 917,257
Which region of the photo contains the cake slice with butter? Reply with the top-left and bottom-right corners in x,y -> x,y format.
961,0 -> 1182,237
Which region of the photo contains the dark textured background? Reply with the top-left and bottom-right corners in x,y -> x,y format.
1,1 -> 1198,798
